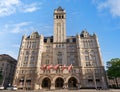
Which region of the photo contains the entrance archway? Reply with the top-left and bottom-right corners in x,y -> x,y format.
55,77 -> 64,89
42,77 -> 51,89
68,77 -> 77,88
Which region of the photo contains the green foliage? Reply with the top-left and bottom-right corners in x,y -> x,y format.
107,58 -> 120,78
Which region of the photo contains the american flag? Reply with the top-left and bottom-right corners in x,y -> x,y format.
68,64 -> 73,71
54,64 -> 59,70
40,64 -> 47,70
62,64 -> 68,71
47,64 -> 53,70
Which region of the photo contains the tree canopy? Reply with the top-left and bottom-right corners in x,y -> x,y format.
107,58 -> 120,78
107,58 -> 120,88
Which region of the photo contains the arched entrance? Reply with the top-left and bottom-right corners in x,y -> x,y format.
42,78 -> 51,89
68,77 -> 77,88
55,77 -> 64,89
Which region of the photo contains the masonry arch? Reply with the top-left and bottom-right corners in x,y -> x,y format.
55,77 -> 64,89
41,77 -> 51,89
68,77 -> 77,88
66,76 -> 79,89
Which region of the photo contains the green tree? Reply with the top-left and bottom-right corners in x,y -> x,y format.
107,58 -> 120,88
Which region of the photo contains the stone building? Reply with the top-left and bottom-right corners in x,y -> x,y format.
0,54 -> 17,88
107,77 -> 120,88
13,7 -> 107,90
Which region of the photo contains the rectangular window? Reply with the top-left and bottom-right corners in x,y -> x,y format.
24,56 -> 28,61
46,60 -> 49,64
88,79 -> 93,82
58,58 -> 62,64
30,56 -> 35,61
85,56 -> 89,61
86,62 -> 91,66
73,38 -> 76,42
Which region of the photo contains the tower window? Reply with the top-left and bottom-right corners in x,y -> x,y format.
59,16 -> 61,19
56,15 -> 58,19
62,15 -> 64,18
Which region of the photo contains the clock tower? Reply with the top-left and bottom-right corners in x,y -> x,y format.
53,6 -> 66,42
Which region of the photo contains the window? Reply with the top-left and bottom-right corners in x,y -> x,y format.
24,56 -> 28,61
70,59 -> 75,65
62,15 -> 64,18
59,15 -> 61,19
46,60 -> 49,64
57,52 -> 62,56
92,61 -> 97,66
73,38 -> 76,42
85,50 -> 89,54
86,62 -> 91,66
58,58 -> 62,64
30,56 -> 35,61
26,51 -> 29,55
26,79 -> 31,85
32,51 -> 35,55
96,79 -> 100,82
59,44 -> 61,47
32,42 -> 36,48
56,15 -> 58,19
88,79 -> 93,82
57,52 -> 62,64
44,39 -> 47,43
85,56 -> 89,61
67,39 -> 69,42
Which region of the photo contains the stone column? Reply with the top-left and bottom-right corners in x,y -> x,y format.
50,83 -> 55,89
39,84 -> 42,89
64,83 -> 68,89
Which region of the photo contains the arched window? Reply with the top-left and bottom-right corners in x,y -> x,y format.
56,15 -> 58,19
62,15 -> 64,18
59,15 -> 61,19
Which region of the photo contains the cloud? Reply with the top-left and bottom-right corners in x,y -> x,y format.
34,24 -> 53,36
20,3 -> 41,13
0,22 -> 33,35
0,22 -> 53,36
0,0 -> 41,17
11,22 -> 31,33
0,0 -> 20,17
93,0 -> 120,17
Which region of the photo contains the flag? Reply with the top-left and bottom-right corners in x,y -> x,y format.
40,64 -> 46,70
68,64 -> 72,71
47,64 -> 53,70
62,64 -> 67,71
54,64 -> 59,70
